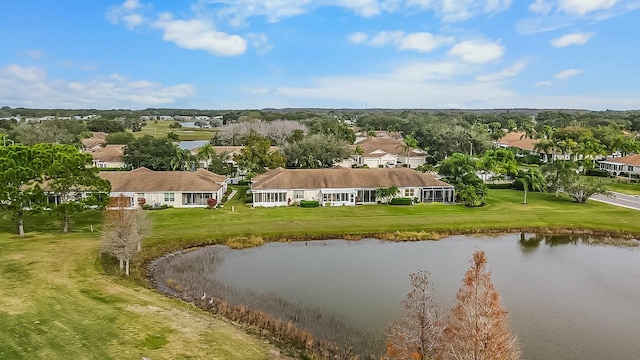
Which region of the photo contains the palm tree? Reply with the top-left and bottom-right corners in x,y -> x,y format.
533,139 -> 554,163
171,148 -> 197,171
353,144 -> 365,166
401,134 -> 419,168
518,167 -> 546,205
196,144 -> 217,168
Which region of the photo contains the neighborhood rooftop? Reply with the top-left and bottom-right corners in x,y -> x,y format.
251,167 -> 450,190
99,168 -> 226,192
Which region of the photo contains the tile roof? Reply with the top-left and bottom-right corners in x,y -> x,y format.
497,132 -> 539,152
90,145 -> 125,163
605,154 -> 640,166
356,137 -> 427,157
251,167 -> 451,190
99,168 -> 226,192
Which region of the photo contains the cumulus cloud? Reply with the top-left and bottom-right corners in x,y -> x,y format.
476,60 -> 528,81
550,32 -> 595,47
448,39 -> 504,63
0,64 -> 194,109
555,68 -> 583,79
152,13 -> 247,56
406,0 -> 512,22
529,0 -> 553,14
350,30 -> 453,52
247,33 -> 273,55
107,0 -> 146,29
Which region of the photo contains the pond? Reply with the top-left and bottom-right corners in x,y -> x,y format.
151,234 -> 640,359
177,140 -> 209,150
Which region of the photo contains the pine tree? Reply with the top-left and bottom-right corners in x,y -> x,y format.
441,249 -> 521,360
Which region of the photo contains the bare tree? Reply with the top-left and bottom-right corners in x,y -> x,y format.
216,121 -> 307,145
386,270 -> 445,360
441,249 -> 521,360
101,197 -> 152,276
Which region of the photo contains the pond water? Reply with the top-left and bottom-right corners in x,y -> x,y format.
177,140 -> 209,150
151,234 -> 640,359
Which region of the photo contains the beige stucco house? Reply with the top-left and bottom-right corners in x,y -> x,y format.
250,167 -> 454,207
99,168 -> 227,208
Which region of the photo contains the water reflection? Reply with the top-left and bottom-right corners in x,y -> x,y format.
151,234 -> 640,360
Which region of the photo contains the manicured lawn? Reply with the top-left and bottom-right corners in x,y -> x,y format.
606,181 -> 640,195
0,212 -> 290,360
135,120 -> 217,141
2,189 -> 639,359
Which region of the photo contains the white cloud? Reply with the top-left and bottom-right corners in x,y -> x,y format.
2,65 -> 47,82
476,60 -> 528,81
534,80 -> 552,87
448,39 -> 504,63
529,0 -> 553,14
348,32 -> 369,44
107,0 -> 147,29
247,33 -> 273,55
406,0 -> 512,22
153,13 -> 247,56
555,68 -> 584,79
0,65 -> 194,109
550,32 -> 595,47
558,0 -> 618,15
352,30 -> 453,52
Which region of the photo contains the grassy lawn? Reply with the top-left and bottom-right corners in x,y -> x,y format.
2,189 -> 639,359
135,120 -> 217,141
605,181 -> 640,195
0,212 -> 291,360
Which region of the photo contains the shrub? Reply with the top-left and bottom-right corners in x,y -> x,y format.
586,168 -> 610,177
389,197 -> 413,205
487,183 -> 514,189
207,198 -> 218,208
299,200 -> 320,208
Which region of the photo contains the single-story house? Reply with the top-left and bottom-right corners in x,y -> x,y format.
599,154 -> 640,176
90,145 -> 126,168
99,167 -> 227,208
250,167 -> 454,207
81,132 -> 108,151
338,137 -> 428,169
495,132 -> 571,163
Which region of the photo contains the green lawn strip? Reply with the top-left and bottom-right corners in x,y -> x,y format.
135,120 -> 216,141
606,181 -> 640,195
0,212 -> 288,360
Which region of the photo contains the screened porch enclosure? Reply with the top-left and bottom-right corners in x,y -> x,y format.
422,187 -> 455,203
182,192 -> 214,206
321,188 -> 356,206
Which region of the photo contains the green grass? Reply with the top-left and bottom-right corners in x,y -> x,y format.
136,120 -> 217,141
2,189 -> 640,359
0,212 -> 290,360
605,181 -> 640,195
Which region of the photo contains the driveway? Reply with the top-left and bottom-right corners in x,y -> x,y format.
591,191 -> 640,210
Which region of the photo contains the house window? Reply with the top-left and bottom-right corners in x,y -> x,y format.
404,188 -> 415,197
629,166 -> 634,172
293,190 -> 304,199
164,193 -> 175,202
254,192 -> 286,203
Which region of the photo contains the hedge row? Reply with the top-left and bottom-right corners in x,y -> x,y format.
299,200 -> 320,208
389,197 -> 413,205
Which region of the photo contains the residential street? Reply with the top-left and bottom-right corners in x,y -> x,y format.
591,191 -> 640,210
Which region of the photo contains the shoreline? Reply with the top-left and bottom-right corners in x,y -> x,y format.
142,228 -> 640,359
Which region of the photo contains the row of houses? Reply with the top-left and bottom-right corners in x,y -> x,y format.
99,167 -> 454,209
496,131 -> 640,177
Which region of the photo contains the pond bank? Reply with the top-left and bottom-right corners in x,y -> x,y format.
146,230 -> 640,359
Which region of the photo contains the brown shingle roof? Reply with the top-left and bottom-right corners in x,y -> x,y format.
99,168 -> 226,192
356,137 -> 426,157
90,145 -> 125,163
497,132 -> 539,152
82,132 -> 109,149
607,154 -> 640,166
251,167 -> 451,190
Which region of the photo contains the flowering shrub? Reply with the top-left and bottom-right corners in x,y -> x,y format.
138,198 -> 146,206
207,198 -> 218,208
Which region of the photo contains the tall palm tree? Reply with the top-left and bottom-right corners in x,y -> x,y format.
196,144 -> 217,168
171,148 -> 197,171
401,134 -> 419,168
519,167 -> 546,205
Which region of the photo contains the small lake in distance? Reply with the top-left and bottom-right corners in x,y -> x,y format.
152,234 -> 640,359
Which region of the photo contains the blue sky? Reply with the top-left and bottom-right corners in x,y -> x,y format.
1,0 -> 639,110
